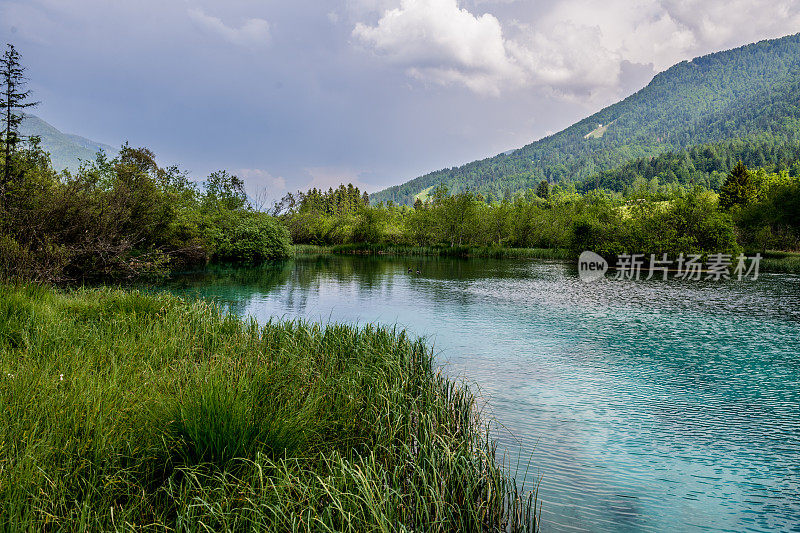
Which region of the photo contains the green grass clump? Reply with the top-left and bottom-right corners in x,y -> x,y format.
760,255 -> 800,273
292,244 -> 332,255
0,284 -> 537,531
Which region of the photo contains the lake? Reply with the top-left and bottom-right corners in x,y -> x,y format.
165,255 -> 800,532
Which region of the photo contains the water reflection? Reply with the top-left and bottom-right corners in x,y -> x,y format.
164,256 -> 800,533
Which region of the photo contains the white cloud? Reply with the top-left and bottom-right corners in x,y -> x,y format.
352,0 -> 800,98
539,0 -> 800,73
353,0 -> 524,95
188,8 -> 270,47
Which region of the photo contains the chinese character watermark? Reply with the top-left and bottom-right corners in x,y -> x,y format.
578,252 -> 760,283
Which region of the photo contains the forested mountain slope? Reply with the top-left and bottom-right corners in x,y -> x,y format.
372,33 -> 800,205
583,133 -> 800,193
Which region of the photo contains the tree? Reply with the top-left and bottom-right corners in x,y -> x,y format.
536,180 -> 550,199
433,189 -> 477,247
362,191 -> 369,206
718,161 -> 756,210
1,44 -> 38,193
203,170 -> 247,212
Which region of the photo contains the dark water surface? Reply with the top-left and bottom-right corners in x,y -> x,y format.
164,256 -> 800,532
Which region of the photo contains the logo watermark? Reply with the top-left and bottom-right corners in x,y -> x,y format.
578,252 -> 761,283
578,251 -> 608,282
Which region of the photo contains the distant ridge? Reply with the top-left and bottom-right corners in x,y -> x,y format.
20,114 -> 117,173
372,32 -> 800,204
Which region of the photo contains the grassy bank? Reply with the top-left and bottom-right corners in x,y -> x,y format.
758,251 -> 800,274
294,243 -> 570,260
0,284 -> 537,531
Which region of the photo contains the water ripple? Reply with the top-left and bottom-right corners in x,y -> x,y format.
166,257 -> 800,532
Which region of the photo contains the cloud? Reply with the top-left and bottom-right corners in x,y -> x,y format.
187,8 -> 270,47
353,0 -> 524,95
352,0 -> 800,98
539,0 -> 800,72
302,167 -> 375,192
237,168 -> 287,203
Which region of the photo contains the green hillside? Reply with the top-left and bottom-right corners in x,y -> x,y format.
583,134 -> 800,193
19,114 -> 117,173
372,33 -> 800,205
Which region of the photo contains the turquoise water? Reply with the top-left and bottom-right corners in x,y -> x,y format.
165,256 -> 800,532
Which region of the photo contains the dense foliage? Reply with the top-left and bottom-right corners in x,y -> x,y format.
584,135 -> 800,194
373,33 -> 800,205
734,168 -> 800,251
0,143 -> 291,282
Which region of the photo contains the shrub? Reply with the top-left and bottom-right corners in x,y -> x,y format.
215,212 -> 292,264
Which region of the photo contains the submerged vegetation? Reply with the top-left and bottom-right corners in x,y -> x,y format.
0,285 -> 538,531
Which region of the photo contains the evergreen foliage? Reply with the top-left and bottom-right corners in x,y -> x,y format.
718,161 -> 757,210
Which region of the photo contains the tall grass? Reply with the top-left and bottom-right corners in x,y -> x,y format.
756,250 -> 800,273
0,284 -> 538,531
295,243 -> 570,260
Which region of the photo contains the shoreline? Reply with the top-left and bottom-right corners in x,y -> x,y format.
292,245 -> 800,273
293,244 -> 572,260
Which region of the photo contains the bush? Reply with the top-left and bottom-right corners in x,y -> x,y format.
215,212 -> 292,264
570,190 -> 739,259
0,141 -> 294,281
736,178 -> 800,251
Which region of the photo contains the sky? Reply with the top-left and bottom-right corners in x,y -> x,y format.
2,0 -> 800,200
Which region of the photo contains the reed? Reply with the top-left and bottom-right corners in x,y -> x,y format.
760,255 -> 800,273
0,284 -> 538,531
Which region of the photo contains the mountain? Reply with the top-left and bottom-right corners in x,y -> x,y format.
19,114 -> 117,173
372,33 -> 800,205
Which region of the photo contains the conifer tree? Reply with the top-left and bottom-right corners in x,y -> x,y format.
536,180 -> 550,199
719,161 -> 756,210
1,44 -> 38,193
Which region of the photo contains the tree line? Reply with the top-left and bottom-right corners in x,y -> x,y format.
279,163 -> 800,257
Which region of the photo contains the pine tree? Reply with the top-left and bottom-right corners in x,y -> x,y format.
1,44 -> 38,193
718,161 -> 756,210
536,180 -> 550,199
